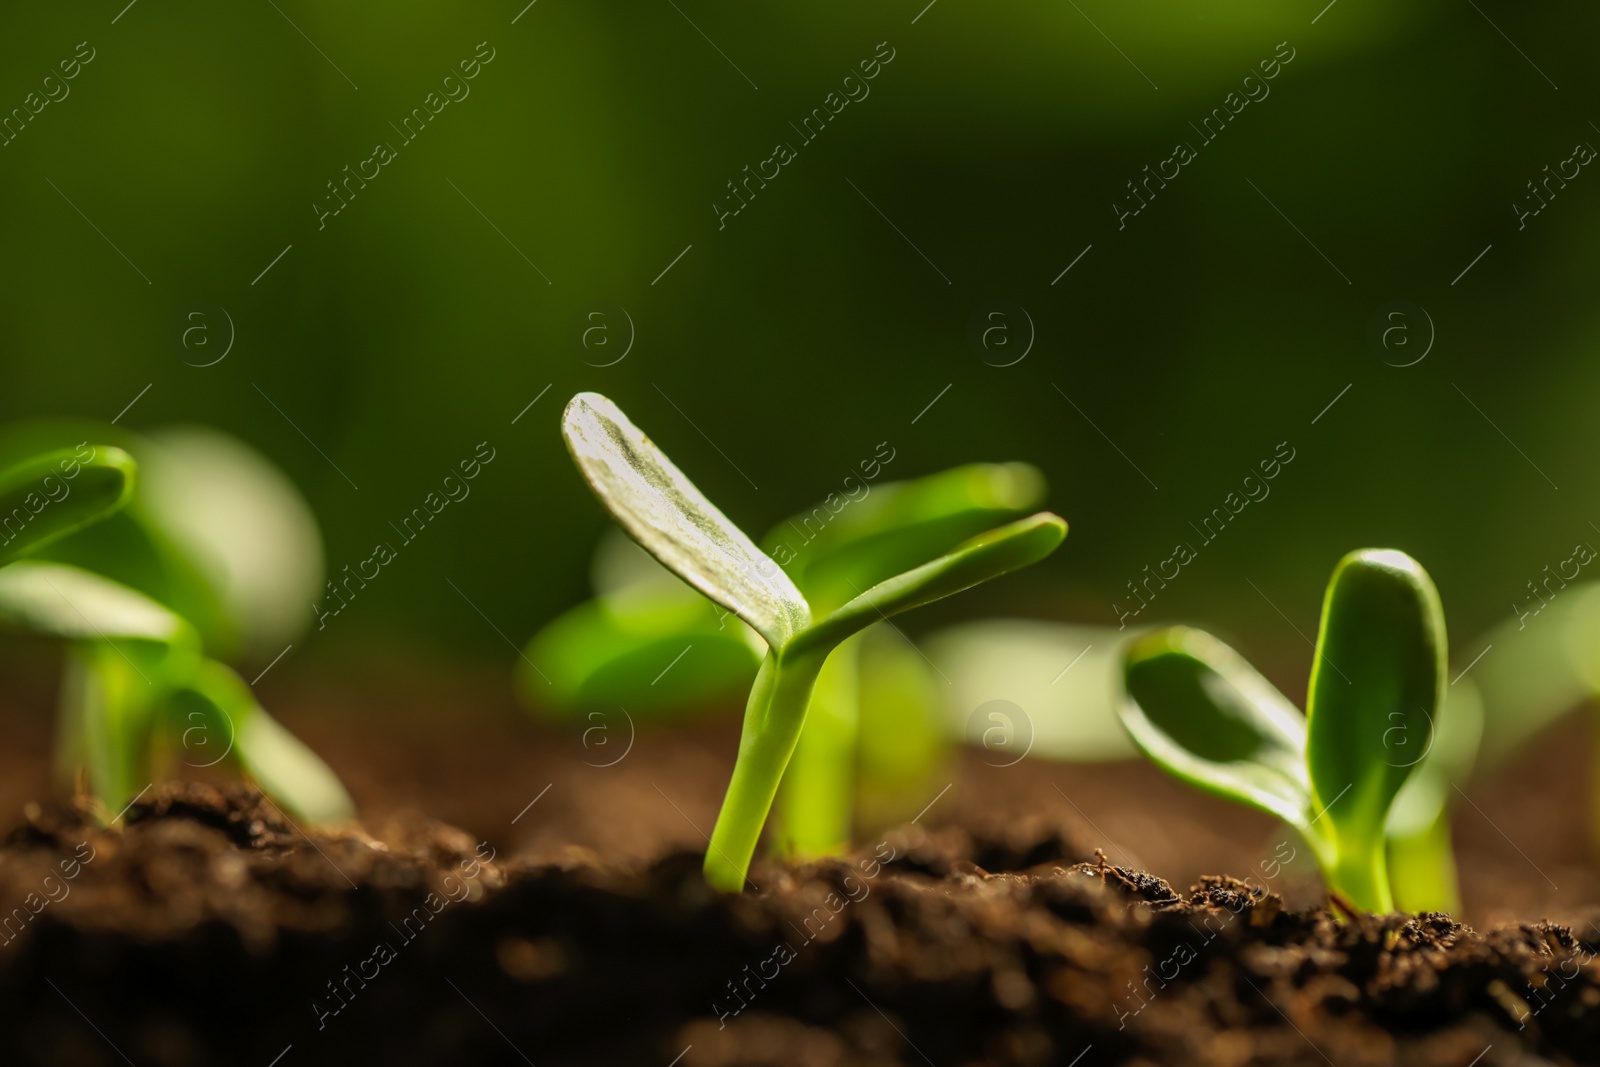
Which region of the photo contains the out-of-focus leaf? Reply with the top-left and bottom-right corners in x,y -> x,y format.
522,592 -> 760,715
522,527 -> 762,716
0,420 -> 230,649
141,426 -> 324,659
1386,680 -> 1482,914
562,392 -> 809,649
1386,805 -> 1461,916
1471,582 -> 1600,766
173,659 -> 355,824
1386,680 -> 1483,840
0,446 -> 136,566
590,526 -> 698,608
35,509 -> 232,651
855,624 -> 950,833
927,619 -> 1139,762
0,561 -> 186,642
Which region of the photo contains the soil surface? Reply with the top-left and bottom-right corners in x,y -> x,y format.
0,783 -> 1597,1067
0,652 -> 1595,1066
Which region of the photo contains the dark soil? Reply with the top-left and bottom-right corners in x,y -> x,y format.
0,655 -> 1595,1066
0,781 -> 1594,1067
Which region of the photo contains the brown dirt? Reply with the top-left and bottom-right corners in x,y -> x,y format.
0,783 -> 1597,1067
0,652 -> 1595,1065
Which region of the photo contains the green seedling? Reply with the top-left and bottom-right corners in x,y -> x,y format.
524,462 -> 1050,712
929,616 -> 1476,911
524,461 -> 1054,856
761,461 -> 1049,856
1119,549 -> 1446,913
561,392 -> 1066,891
1371,574 -> 1600,906
0,424 -> 352,824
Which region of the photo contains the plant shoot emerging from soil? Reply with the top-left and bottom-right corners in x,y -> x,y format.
1119,548 -> 1447,913
761,463 -> 1048,855
561,392 -> 1066,891
0,433 -> 353,825
524,461 -> 1050,860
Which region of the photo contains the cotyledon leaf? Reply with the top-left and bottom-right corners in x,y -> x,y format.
762,462 -> 1047,615
792,513 -> 1067,656
0,560 -> 186,642
1306,549 -> 1445,853
141,425 -> 325,658
1121,626 -> 1317,840
0,446 -> 136,567
562,392 -> 810,650
521,592 -> 760,715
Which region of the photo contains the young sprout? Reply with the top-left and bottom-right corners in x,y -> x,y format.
561,392 -> 1066,891
25,567 -> 352,823
524,463 -> 1048,714
761,462 -> 1049,857
1119,549 -> 1446,913
0,427 -> 353,824
524,462 -> 1054,857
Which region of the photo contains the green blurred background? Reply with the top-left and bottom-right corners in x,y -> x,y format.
2,0 -> 1593,683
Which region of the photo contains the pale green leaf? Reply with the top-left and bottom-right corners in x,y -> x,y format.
762,462 -> 1047,614
793,513 -> 1067,655
142,426 -> 324,657
0,561 -> 185,642
562,392 -> 809,649
926,619 -> 1139,762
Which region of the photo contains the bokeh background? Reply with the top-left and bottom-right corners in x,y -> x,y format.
2,2 -> 1598,919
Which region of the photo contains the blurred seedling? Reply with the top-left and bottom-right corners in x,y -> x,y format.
1119,549 -> 1446,913
1465,581 -> 1600,858
1413,575 -> 1600,887
0,424 -> 352,825
560,392 -> 1066,891
926,619 -> 1145,764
